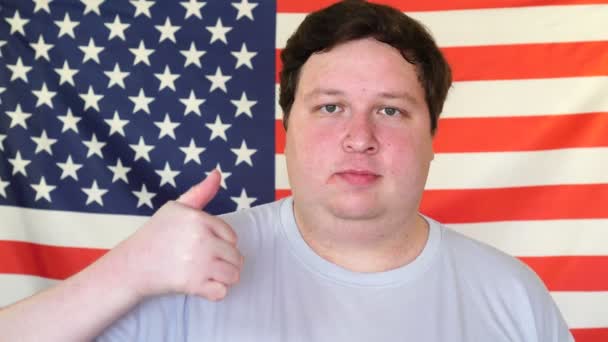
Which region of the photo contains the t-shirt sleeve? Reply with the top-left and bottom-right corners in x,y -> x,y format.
95,294 -> 188,342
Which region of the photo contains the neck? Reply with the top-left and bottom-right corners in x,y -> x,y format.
293,202 -> 429,273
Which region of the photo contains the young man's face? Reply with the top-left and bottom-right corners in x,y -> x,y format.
285,38 -> 435,222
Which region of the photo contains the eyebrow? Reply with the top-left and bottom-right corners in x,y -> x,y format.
302,88 -> 420,106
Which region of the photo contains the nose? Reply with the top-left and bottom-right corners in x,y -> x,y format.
342,114 -> 379,154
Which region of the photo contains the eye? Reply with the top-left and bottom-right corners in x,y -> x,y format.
320,104 -> 341,114
379,107 -> 401,116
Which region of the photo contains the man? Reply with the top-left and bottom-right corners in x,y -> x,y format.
0,1 -> 573,341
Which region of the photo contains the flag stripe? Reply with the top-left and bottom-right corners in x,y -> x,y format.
3,206 -> 608,257
0,275 -> 57,308
276,150 -> 608,190
276,113 -> 608,154
420,185 -> 608,223
521,256 -> 608,291
572,328 -> 608,342
433,113 -> 608,153
552,291 -> 608,328
277,6 -> 608,48
275,78 -> 608,119
276,42 -> 608,83
277,0 -> 608,12
0,240 -> 105,280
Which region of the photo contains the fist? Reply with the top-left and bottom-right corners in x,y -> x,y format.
112,170 -> 243,301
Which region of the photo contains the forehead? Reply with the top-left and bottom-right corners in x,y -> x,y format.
296,38 -> 424,101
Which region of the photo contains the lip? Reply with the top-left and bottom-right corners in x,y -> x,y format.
334,169 -> 381,186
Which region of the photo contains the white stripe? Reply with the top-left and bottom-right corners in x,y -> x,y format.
0,205 -> 145,248
448,219 -> 608,257
0,274 -> 57,307
552,291 -> 608,329
0,273 -> 603,329
276,149 -> 608,191
3,205 -> 607,258
276,77 -> 608,120
443,77 -> 608,118
427,147 -> 608,189
277,5 -> 608,48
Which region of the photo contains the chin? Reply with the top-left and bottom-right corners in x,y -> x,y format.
327,196 -> 383,221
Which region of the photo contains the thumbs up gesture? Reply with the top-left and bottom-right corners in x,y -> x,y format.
112,170 -> 244,301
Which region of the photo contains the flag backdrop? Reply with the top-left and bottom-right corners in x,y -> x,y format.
0,0 -> 606,340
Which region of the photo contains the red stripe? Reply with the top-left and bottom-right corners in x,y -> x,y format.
276,120 -> 286,153
572,328 -> 608,342
276,42 -> 608,83
520,256 -> 608,291
433,113 -> 608,153
277,0 -> 608,13
0,241 -> 106,280
420,184 -> 608,223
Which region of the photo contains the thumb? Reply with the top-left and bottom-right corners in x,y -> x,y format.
177,169 -> 221,209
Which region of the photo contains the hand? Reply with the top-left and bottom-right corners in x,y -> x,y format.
113,170 -> 243,301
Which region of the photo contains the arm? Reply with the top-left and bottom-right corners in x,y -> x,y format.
0,171 -> 243,341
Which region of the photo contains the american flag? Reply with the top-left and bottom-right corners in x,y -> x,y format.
0,0 -> 606,340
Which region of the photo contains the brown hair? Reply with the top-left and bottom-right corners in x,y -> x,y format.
279,0 -> 452,134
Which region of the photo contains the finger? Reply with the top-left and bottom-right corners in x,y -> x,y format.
197,281 -> 228,301
210,238 -> 244,268
205,215 -> 238,246
208,259 -> 241,285
177,170 -> 221,210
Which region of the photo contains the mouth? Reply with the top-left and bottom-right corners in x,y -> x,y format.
334,170 -> 381,186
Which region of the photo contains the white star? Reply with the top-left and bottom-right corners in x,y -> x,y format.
108,159 -> 131,183
205,67 -> 231,93
205,18 -> 232,44
231,140 -> 257,166
33,0 -> 52,14
232,0 -> 258,21
179,90 -> 205,116
83,133 -> 105,158
57,108 -> 81,133
154,65 -> 179,91
205,115 -> 231,141
181,0 -> 206,19
30,35 -> 53,61
8,151 -> 31,176
81,180 -> 108,206
155,17 -> 180,43
155,162 -> 180,187
104,111 -> 128,136
81,0 -> 104,15
6,10 -> 29,35
129,40 -> 154,66
0,40 -> 6,57
6,104 -> 32,129
231,92 -> 257,118
54,61 -> 78,86
0,86 -> 4,104
104,63 -> 129,89
231,43 -> 257,69
132,184 -> 156,208
31,130 -> 57,155
154,113 -> 180,139
105,15 -> 129,41
56,155 -> 83,180
130,0 -> 154,18
231,188 -> 256,210
79,38 -> 104,64
206,164 -> 231,189
129,88 -> 154,114
0,177 -> 9,198
180,42 -> 206,68
179,138 -> 205,164
7,58 -> 32,82
32,83 -> 56,108
79,86 -> 103,111
55,13 -> 79,39
0,134 -> 6,151
31,177 -> 56,202
129,136 -> 154,162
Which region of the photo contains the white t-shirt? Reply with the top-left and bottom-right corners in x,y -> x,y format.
97,198 -> 573,341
